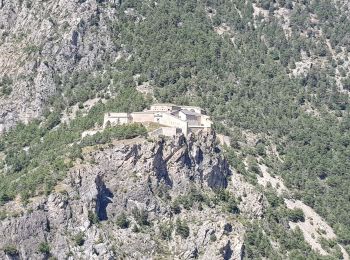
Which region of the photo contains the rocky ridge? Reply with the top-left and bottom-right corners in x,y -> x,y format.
0,131 -> 265,259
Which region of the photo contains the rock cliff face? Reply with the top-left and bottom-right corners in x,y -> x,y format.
0,0 -> 118,132
0,131 -> 263,259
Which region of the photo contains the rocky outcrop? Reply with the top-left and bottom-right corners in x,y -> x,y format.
231,173 -> 266,219
0,0 -> 119,132
0,131 -> 253,259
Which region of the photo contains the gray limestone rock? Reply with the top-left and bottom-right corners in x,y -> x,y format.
0,0 -> 119,132
0,132 -> 262,259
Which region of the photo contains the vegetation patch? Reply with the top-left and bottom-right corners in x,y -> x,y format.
175,219 -> 190,239
116,212 -> 130,229
38,242 -> 50,255
0,75 -> 13,96
0,88 -> 149,204
3,245 -> 19,256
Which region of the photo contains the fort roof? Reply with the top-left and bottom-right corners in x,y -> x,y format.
151,103 -> 178,107
180,106 -> 203,110
180,109 -> 201,116
107,112 -> 129,117
131,111 -> 155,114
180,105 -> 202,109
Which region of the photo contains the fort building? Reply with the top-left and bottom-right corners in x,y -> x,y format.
103,103 -> 212,136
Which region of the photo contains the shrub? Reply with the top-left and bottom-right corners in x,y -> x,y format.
132,224 -> 140,233
132,208 -> 150,226
250,164 -> 261,175
69,144 -> 83,160
176,219 -> 190,239
214,189 -> 231,203
73,232 -> 85,246
38,242 -> 50,255
256,143 -> 266,156
44,111 -> 61,130
88,210 -> 99,224
174,188 -> 209,210
159,222 -> 173,241
226,197 -> 240,214
288,208 -> 305,222
0,75 -> 13,96
342,77 -> 350,91
3,245 -> 18,256
0,210 -> 7,220
247,156 -> 261,176
0,193 -> 12,205
116,212 -> 130,229
170,200 -> 181,214
1,85 -> 12,96
265,191 -> 284,208
24,44 -> 41,54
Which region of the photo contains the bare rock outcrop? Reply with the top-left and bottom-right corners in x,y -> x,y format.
0,131 -> 252,259
0,0 -> 119,132
230,173 -> 266,219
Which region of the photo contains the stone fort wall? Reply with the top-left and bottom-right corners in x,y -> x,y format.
158,113 -> 188,136
130,112 -> 155,123
102,104 -> 212,136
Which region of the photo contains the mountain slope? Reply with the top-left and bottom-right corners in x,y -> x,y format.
0,132 -> 249,259
0,0 -> 118,131
0,0 -> 349,258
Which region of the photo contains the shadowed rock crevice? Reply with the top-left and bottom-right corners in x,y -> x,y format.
193,146 -> 204,165
221,240 -> 233,260
125,144 -> 142,164
206,158 -> 231,190
153,144 -> 173,187
95,176 -> 113,221
175,148 -> 192,168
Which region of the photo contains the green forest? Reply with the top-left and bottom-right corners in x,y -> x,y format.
111,0 -> 350,252
0,0 -> 349,258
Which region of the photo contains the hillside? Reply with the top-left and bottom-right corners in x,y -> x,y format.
0,0 -> 349,259
0,132 -> 248,259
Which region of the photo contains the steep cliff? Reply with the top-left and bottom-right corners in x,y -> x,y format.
0,0 -> 118,132
0,131 -> 263,259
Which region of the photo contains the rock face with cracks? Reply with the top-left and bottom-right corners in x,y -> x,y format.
0,131 -> 263,259
0,0 -> 119,132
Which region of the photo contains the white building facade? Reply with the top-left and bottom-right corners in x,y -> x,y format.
103,103 -> 212,137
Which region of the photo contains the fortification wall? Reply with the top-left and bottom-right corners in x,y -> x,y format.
180,106 -> 203,114
102,104 -> 211,136
149,127 -> 179,137
103,113 -> 131,128
188,126 -> 211,133
187,117 -> 200,126
161,127 -> 179,136
159,113 -> 188,135
150,104 -> 180,112
200,115 -> 212,127
131,112 -> 155,123
103,117 -> 129,128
